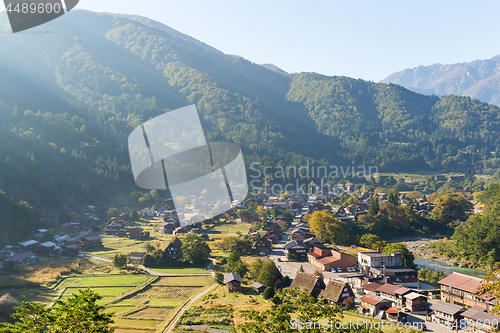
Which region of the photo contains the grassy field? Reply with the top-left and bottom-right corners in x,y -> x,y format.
23,273 -> 214,333
149,267 -> 209,274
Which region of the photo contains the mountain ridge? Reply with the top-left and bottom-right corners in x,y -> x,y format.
381,54 -> 500,106
0,10 -> 500,215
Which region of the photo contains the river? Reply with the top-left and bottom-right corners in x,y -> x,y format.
414,258 -> 486,278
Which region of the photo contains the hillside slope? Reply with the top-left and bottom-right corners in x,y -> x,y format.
381,55 -> 500,106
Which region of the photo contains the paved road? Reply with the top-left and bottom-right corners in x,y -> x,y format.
162,284 -> 218,333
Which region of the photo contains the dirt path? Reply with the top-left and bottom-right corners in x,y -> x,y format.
162,284 -> 218,333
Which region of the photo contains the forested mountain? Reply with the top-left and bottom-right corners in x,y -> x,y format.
381,55 -> 500,106
1,10 -> 500,216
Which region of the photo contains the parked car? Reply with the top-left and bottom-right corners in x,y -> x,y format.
337,268 -> 342,273
402,307 -> 409,312
421,324 -> 427,331
347,267 -> 352,272
351,245 -> 357,248
277,258 -> 281,262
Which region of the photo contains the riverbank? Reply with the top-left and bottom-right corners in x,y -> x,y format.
404,239 -> 486,277
404,239 -> 459,266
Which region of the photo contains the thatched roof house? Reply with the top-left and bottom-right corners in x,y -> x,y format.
0,294 -> 20,323
289,272 -> 325,297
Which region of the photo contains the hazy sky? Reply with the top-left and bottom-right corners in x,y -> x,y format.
16,1 -> 500,81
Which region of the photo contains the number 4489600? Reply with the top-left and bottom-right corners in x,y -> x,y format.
6,2 -> 62,14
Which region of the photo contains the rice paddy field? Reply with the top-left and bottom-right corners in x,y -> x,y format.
25,274 -> 215,332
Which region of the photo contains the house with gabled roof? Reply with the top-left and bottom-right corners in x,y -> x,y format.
438,272 -> 495,310
360,293 -> 392,317
289,271 -> 325,297
284,240 -> 309,261
318,280 -> 354,307
78,235 -> 102,249
431,301 -> 465,328
251,282 -> 266,295
253,236 -> 272,254
224,273 -> 242,293
163,237 -> 183,259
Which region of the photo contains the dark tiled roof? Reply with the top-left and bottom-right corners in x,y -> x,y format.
360,293 -> 389,305
462,306 -> 500,323
84,235 -> 102,241
251,282 -> 265,289
224,273 -> 242,283
377,283 -> 410,296
284,240 -> 307,250
432,301 -> 464,315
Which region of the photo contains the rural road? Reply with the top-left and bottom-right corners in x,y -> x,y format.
162,284 -> 218,333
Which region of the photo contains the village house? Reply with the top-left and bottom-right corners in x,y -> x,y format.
461,306 -> 500,332
18,240 -> 38,252
224,273 -> 242,293
368,266 -> 419,286
0,293 -> 20,323
284,240 -> 309,261
158,222 -> 176,235
62,244 -> 80,256
358,251 -> 402,269
289,272 -> 326,297
318,281 -> 355,307
431,301 -> 465,329
128,227 -> 144,239
438,272 -> 495,310
251,282 -> 266,295
78,235 -> 103,249
404,292 -> 428,314
308,246 -> 358,272
128,252 -> 146,265
376,283 -> 411,308
163,237 -> 183,259
302,236 -> 322,251
253,236 -> 272,254
116,229 -> 127,238
5,251 -> 38,269
359,293 -> 392,317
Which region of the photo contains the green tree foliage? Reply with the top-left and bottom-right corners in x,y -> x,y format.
3,12 -> 500,247
239,288 -> 381,333
308,211 -> 347,245
382,243 -> 416,270
107,208 -> 119,220
359,234 -> 386,250
262,287 -> 275,300
418,268 -> 446,286
221,237 -> 251,254
448,184 -> 500,268
367,196 -> 379,216
0,190 -> 34,246
428,192 -> 473,223
0,288 -> 114,332
214,271 -> 224,285
112,254 -> 128,269
249,258 -> 264,281
129,208 -> 139,221
257,260 -> 280,286
181,234 -> 211,265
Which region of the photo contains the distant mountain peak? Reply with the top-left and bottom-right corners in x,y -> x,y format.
260,64 -> 288,75
381,54 -> 500,106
